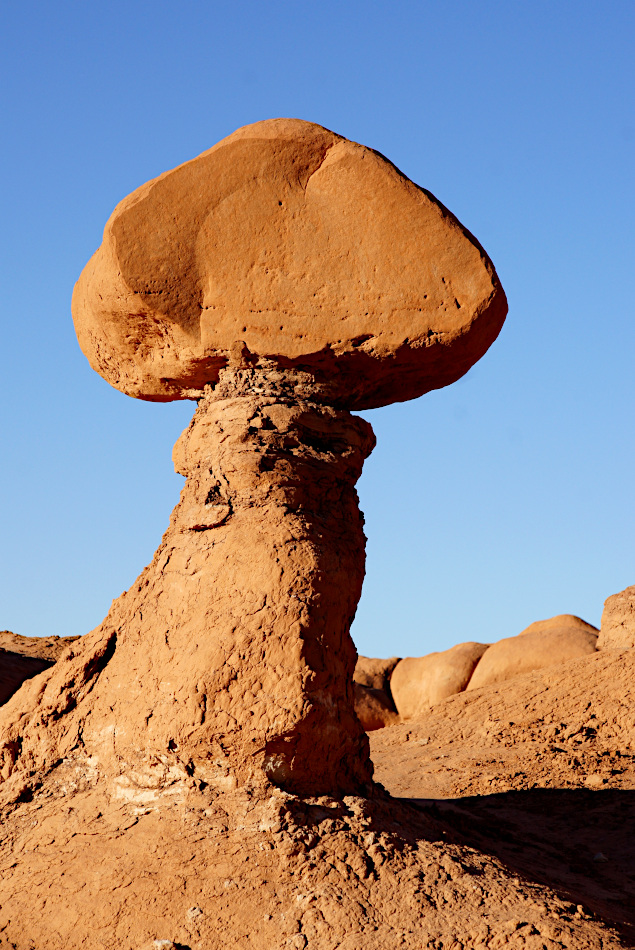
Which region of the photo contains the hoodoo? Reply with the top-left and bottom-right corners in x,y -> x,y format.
14,123 -> 614,950
1,119 -> 507,799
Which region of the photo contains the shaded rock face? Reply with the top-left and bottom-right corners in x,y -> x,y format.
0,632 -> 79,663
0,366 -> 375,797
0,650 -> 52,708
352,656 -> 401,730
353,683 -> 399,731
0,633 -> 79,708
353,654 -> 400,691
597,585 -> 635,649
72,118 -> 507,409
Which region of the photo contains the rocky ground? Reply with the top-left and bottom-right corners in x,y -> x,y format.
0,644 -> 632,949
371,647 -> 635,945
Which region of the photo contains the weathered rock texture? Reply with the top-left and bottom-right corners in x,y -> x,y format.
0,119 -> 517,948
0,631 -> 79,663
72,118 -> 507,409
391,641 -> 489,719
597,584 -> 635,649
467,615 -> 598,692
0,368 -> 378,798
0,650 -> 51,708
371,648 -> 635,944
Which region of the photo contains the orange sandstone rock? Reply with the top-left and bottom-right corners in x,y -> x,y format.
390,641 -> 489,719
517,613 -> 597,639
353,682 -> 399,731
0,122 -> 529,950
353,654 -> 401,691
0,631 -> 79,663
0,632 -> 79,708
0,118 -> 507,799
597,584 -> 635,649
72,118 -> 506,409
467,615 -> 598,692
0,376 -> 375,796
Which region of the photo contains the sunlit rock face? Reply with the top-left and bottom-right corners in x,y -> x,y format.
598,585 -> 635,649
72,118 -> 506,409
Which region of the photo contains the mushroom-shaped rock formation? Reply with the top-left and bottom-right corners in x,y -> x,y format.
1,119 -> 506,805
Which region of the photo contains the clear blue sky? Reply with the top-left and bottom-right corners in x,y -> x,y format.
1,1 -> 633,659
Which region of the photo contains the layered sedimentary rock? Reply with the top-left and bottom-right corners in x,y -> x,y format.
597,584 -> 635,649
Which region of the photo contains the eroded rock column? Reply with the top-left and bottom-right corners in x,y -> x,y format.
163,367 -> 376,793
0,367 -> 376,798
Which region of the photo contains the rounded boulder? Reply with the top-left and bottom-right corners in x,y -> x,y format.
467,615 -> 598,691
73,118 -> 507,409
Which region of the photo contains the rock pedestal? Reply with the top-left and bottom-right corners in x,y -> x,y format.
0,365 -> 375,798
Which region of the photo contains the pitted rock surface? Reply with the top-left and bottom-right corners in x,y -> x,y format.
0,369 -> 375,798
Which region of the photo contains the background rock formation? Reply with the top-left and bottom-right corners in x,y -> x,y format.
466,614 -> 598,692
0,632 -> 78,708
597,584 -> 635,649
391,641 -> 489,719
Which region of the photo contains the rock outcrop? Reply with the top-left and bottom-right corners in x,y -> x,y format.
370,647 -> 635,943
353,654 -> 401,691
0,119 -> 518,949
467,615 -> 598,692
0,632 -> 79,708
390,641 -> 489,719
2,118 -> 506,804
0,631 -> 79,663
0,375 -> 376,797
597,584 -> 635,649
353,655 -> 400,729
353,682 -> 399,731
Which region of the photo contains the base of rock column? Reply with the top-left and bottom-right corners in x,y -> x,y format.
0,771 -> 620,950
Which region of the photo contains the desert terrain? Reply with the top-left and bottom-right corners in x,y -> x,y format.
1,118 -> 633,948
